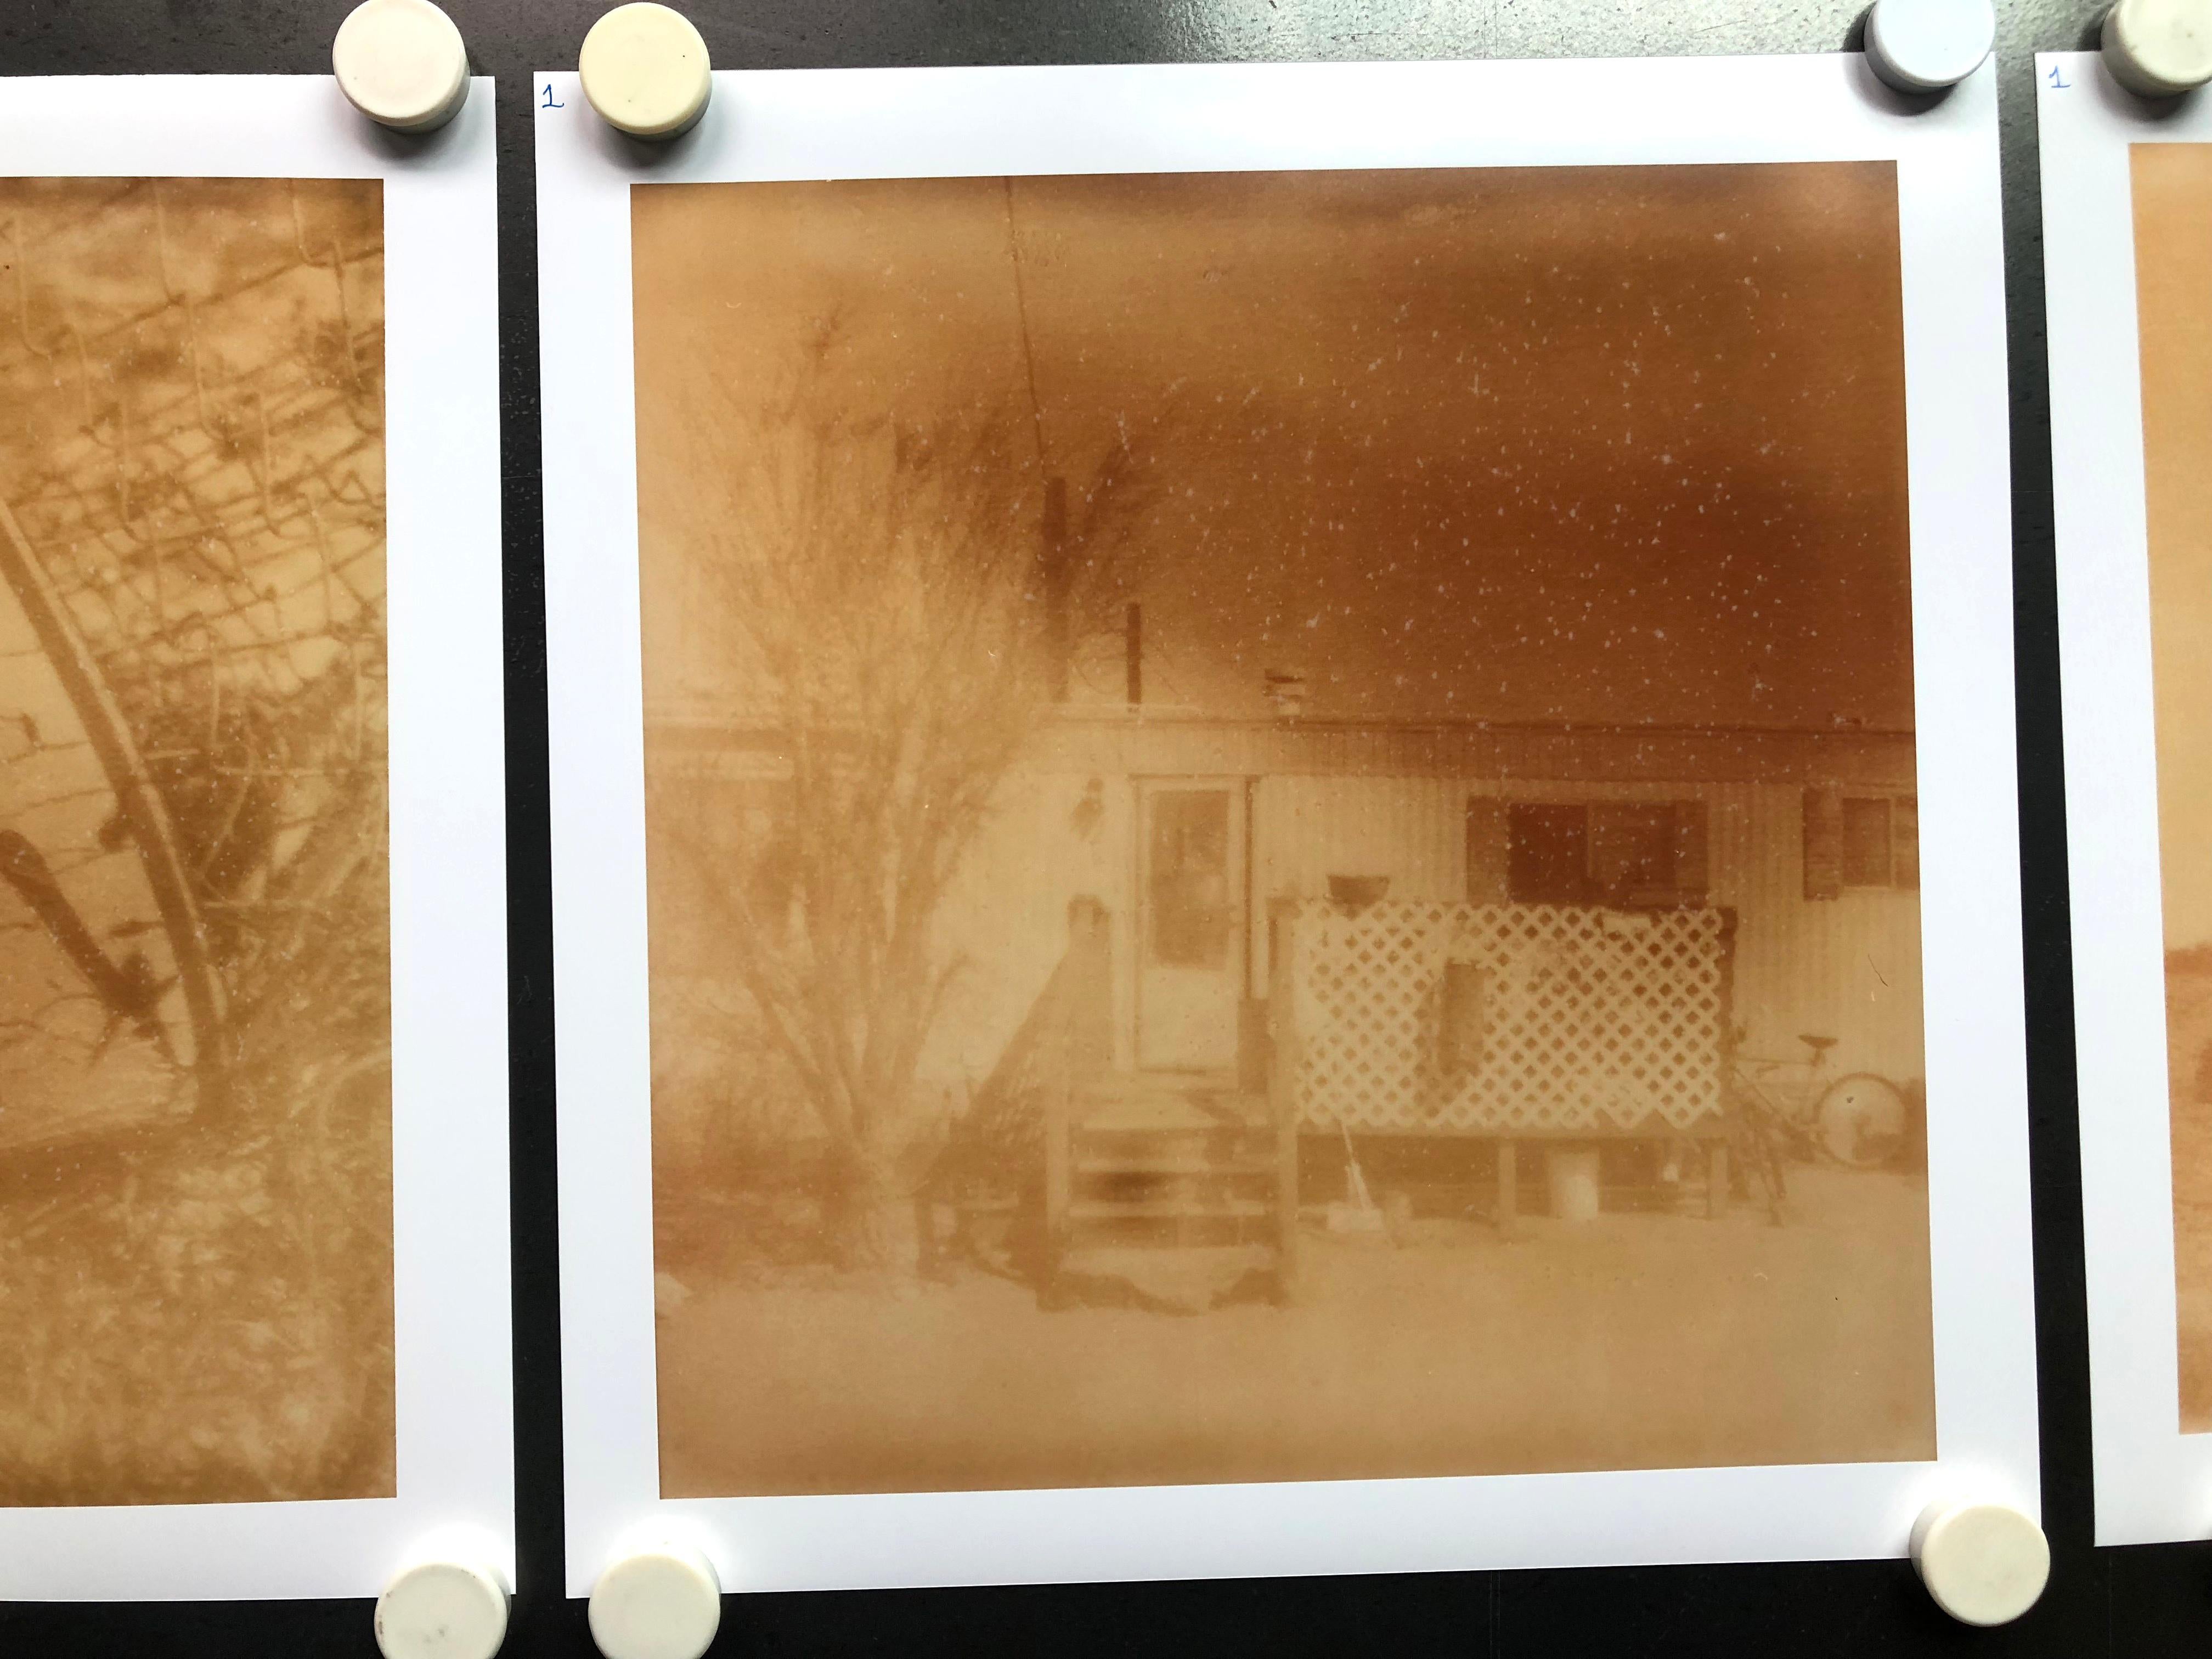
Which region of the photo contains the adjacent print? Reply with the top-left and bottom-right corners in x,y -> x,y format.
2133,143 -> 2212,1432
0,178 -> 392,1505
634,162 -> 1934,1497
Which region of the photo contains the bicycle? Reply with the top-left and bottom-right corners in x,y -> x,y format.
1732,1034 -> 1912,1170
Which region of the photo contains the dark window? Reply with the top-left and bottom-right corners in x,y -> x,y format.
1842,797 -> 1895,887
1805,787 -> 1916,897
1803,786 -> 1843,899
1506,804 -> 1590,904
1589,804 -> 1677,905
1147,789 -> 1231,966
1505,799 -> 1708,907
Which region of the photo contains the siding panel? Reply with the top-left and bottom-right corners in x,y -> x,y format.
652,741 -> 1929,1118
1721,782 -> 1926,1086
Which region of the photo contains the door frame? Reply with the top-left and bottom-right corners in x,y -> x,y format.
1131,774 -> 1252,1073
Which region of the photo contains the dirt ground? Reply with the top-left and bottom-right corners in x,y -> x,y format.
655,1165 -> 1934,1497
2166,960 -> 2212,1431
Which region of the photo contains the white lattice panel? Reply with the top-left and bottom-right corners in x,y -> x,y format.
1279,901 -> 1725,1133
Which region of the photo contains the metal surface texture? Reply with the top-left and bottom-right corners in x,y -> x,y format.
0,0 -> 2148,1652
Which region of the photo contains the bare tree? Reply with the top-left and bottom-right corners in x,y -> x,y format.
648,373 -> 1152,1271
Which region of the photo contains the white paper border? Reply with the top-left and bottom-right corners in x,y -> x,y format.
540,57 -> 2033,1593
0,77 -> 512,1601
2040,50 -> 2212,1548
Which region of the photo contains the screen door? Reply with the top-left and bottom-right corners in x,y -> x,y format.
1136,781 -> 1245,1071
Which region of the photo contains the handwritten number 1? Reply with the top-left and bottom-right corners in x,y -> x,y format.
2047,64 -> 2069,89
541,82 -> 563,109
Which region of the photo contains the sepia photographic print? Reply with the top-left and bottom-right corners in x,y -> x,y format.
0,177 -> 393,1506
633,160 -> 1934,1499
2131,143 -> 2212,1434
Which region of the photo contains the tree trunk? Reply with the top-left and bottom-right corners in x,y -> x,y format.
825,1135 -> 908,1276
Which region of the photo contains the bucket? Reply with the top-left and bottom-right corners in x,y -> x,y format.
1546,1148 -> 1601,1222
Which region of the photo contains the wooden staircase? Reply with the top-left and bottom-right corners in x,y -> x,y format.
1042,1071 -> 1299,1306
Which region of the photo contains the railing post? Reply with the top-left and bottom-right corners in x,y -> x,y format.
1042,1076 -> 1070,1301
1269,899 -> 1301,1302
1274,1081 -> 1300,1302
1714,905 -> 1741,1220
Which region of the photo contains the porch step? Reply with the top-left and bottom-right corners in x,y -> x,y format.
1071,1072 -> 1259,1130
1075,1155 -> 1277,1177
1044,1070 -> 1296,1296
1076,1127 -> 1273,1154
1069,1198 -> 1272,1222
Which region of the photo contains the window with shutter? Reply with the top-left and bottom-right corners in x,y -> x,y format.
1803,785 -> 1844,901
1589,803 -> 1675,903
1841,797 -> 1894,887
1807,787 -> 1917,893
1506,803 -> 1589,904
1894,796 -> 1919,889
1500,799 -> 1708,907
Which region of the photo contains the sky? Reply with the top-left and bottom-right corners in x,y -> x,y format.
633,162 -> 1913,732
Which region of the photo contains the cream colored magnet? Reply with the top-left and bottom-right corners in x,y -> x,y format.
374,1559 -> 510,1659
2103,0 -> 2212,97
578,4 -> 713,140
1864,0 -> 1996,91
1909,1500 -> 2050,1627
587,1544 -> 722,1659
332,0 -> 471,133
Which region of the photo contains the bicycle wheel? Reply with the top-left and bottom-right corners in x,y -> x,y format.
1813,1073 -> 1909,1168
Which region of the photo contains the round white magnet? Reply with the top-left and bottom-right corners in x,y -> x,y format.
1864,0 -> 1996,91
587,1544 -> 722,1659
374,1559 -> 510,1659
578,4 -> 713,140
331,0 -> 471,133
2103,0 -> 2212,97
1909,1500 -> 2050,1627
